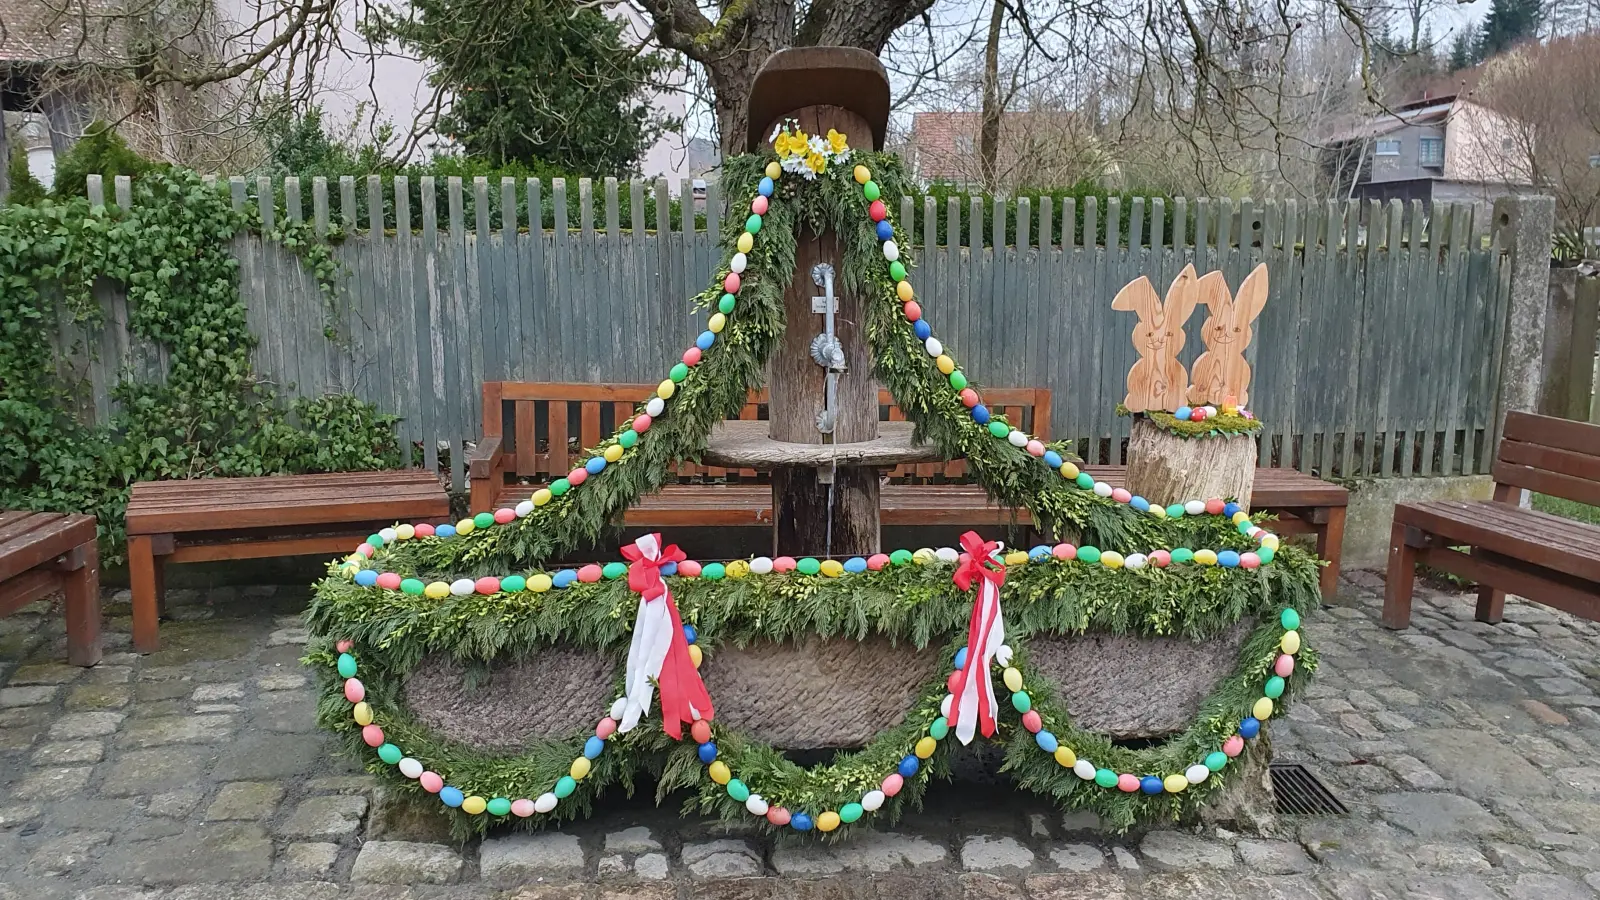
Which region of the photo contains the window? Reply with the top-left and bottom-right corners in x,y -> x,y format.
1419,137 -> 1444,167
1590,154 -> 1600,169
1502,137 -> 1516,151
955,135 -> 976,154
1375,139 -> 1401,156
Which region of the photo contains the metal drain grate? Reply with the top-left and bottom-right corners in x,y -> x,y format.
1270,763 -> 1348,816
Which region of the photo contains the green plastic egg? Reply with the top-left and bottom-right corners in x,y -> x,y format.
1258,546 -> 1276,564
1205,751 -> 1228,771
890,549 -> 914,566
890,261 -> 907,281
746,213 -> 763,234
367,533 -> 384,548
500,575 -> 527,592
377,743 -> 402,764
619,430 -> 638,449
727,779 -> 750,802
863,181 -> 881,201
1280,608 -> 1300,630
400,578 -> 425,596
602,562 -> 628,579
1075,472 -> 1095,490
839,802 -> 864,823
1166,504 -> 1186,519
929,717 -> 949,740
949,371 -> 968,390
337,653 -> 357,678
719,292 -> 737,314
797,557 -> 821,575
1171,548 -> 1195,563
1264,676 -> 1285,699
703,563 -> 726,580
550,478 -> 571,496
487,797 -> 512,816
1012,691 -> 1032,713
473,512 -> 494,529
988,421 -> 1009,438
1076,546 -> 1101,564
554,776 -> 577,798
669,363 -> 690,383
1094,768 -> 1119,788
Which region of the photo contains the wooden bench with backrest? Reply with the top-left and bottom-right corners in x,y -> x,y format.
1384,411 -> 1600,628
466,381 -> 1349,597
124,471 -> 450,653
0,511 -> 101,666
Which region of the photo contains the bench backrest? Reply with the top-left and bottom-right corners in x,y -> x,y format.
1493,411 -> 1600,508
481,381 -> 1051,483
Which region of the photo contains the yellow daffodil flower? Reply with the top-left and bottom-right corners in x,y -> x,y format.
805,151 -> 827,174
827,129 -> 848,153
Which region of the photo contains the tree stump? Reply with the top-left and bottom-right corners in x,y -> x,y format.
1123,418 -> 1257,509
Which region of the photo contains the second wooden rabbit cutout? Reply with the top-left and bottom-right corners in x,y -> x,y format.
1188,263 -> 1269,408
1113,264 -> 1199,412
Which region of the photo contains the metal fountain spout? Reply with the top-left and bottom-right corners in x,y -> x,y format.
809,263 -> 846,436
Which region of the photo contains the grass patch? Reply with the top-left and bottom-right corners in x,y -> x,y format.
1532,494 -> 1600,526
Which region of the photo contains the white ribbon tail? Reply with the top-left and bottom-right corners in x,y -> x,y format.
954,577 -> 1004,745
619,534 -> 672,734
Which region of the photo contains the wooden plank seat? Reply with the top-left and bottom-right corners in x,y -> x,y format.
0,511 -> 101,666
1384,412 -> 1600,629
125,471 -> 450,653
1084,465 -> 1349,600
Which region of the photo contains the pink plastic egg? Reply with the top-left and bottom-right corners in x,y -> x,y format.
1052,543 -> 1077,560
596,717 -> 617,739
766,806 -> 792,826
869,200 -> 887,221
632,415 -> 652,433
474,577 -> 501,595
1117,773 -> 1140,792
511,798 -> 536,817
357,543 -> 375,558
568,467 -> 588,486
903,301 -> 922,322
1240,552 -> 1261,569
724,272 -> 741,293
578,564 -> 603,583
677,560 -> 702,577
420,771 -> 444,793
362,724 -> 385,747
683,347 -> 702,366
881,773 -> 904,797
1149,550 -> 1171,568
866,553 -> 890,570
344,678 -> 365,703
336,639 -> 354,653
959,388 -> 979,408
773,556 -> 797,573
414,523 -> 436,537
1205,498 -> 1225,515
1025,440 -> 1045,457
947,670 -> 963,693
494,508 -> 516,524
1223,735 -> 1245,757
1021,710 -> 1043,733
1274,654 -> 1295,677
1111,488 -> 1132,504
751,195 -> 769,215
376,573 -> 402,591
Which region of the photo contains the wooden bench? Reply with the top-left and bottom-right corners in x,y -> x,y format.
0,511 -> 101,666
467,382 -> 1053,527
125,472 -> 450,653
1383,411 -> 1600,629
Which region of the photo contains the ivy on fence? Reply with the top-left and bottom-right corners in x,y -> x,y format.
0,167 -> 400,564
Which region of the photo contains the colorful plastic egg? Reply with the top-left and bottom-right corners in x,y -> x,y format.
881,773 -> 904,796
1253,697 -> 1274,720
790,812 -> 813,831
462,796 -> 487,815
1140,775 -> 1163,794
897,756 -> 920,778
337,653 -> 358,678
535,792 -> 559,813
1281,630 -> 1301,655
511,798 -> 535,817
1205,751 -> 1228,771
1052,543 -> 1077,560
1264,676 -> 1286,699
344,678 -> 365,703
1274,654 -> 1295,677
1186,764 -> 1210,784
1239,716 -> 1261,739
766,806 -> 791,826
708,761 -> 731,784
362,724 -> 384,747
399,757 -> 424,779
1164,774 -> 1189,793
750,556 -> 774,574
746,794 -> 769,816
353,701 -> 373,726
1117,773 -> 1140,792
1223,736 -> 1245,757
861,790 -> 885,812
420,771 -> 444,793
866,553 -> 890,570
915,736 -> 937,759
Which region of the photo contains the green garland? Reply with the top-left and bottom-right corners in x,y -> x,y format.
1119,406 -> 1265,439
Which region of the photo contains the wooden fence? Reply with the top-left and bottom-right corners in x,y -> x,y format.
65,175 -> 1512,493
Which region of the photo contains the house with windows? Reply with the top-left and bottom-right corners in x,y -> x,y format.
1320,94 -> 1533,206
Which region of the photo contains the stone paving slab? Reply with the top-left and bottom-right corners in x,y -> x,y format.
3,573 -> 1600,898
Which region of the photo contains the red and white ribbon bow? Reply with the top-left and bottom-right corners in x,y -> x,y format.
949,531 -> 1008,745
618,533 -> 714,739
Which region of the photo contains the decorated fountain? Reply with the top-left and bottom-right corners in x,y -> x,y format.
307,48 -> 1323,842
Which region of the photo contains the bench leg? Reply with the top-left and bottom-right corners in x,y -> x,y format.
1315,506 -> 1346,603
62,541 -> 102,667
129,535 -> 163,654
1382,520 -> 1418,629
1473,548 -> 1506,624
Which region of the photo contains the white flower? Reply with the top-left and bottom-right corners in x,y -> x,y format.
808,134 -> 828,156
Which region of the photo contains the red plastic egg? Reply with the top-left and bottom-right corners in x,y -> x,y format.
494,508 -> 516,524
632,415 -> 652,433
1150,550 -> 1172,567
1021,710 -> 1043,733
683,347 -> 702,366
959,388 -> 979,408
414,523 -> 436,537
903,301 -> 922,322
881,773 -> 904,796
766,806 -> 792,826
724,272 -> 741,293
420,771 -> 444,793
578,564 -> 603,583
1205,498 -> 1225,515
474,577 -> 501,595
691,719 -> 713,744
869,200 -> 887,221
567,467 -> 588,486
751,195 -> 769,215
336,639 -> 354,652
1052,544 -> 1076,560
678,560 -> 702,577
866,553 -> 890,570
362,724 -> 385,747
947,670 -> 963,693
773,556 -> 797,572
597,717 -> 618,739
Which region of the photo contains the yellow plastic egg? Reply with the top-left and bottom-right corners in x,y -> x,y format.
533,488 -> 553,506
1253,697 -> 1274,720
1060,461 -> 1080,479
657,380 -> 676,400
353,702 -> 373,726
819,559 -> 844,577
341,565 -> 360,578
765,161 -> 782,180
708,761 -> 731,785
1150,505 -> 1168,518
529,573 -> 553,592
1054,745 -> 1076,768
912,548 -> 936,564
1232,511 -> 1250,525
737,231 -> 754,254
725,560 -> 749,578
936,355 -> 956,375
817,810 -> 841,832
462,795 -> 487,814
424,582 -> 451,599
915,736 -> 937,759
571,757 -> 592,780
1193,549 -> 1218,566
897,281 -> 914,302
853,164 -> 871,184
688,644 -> 704,668
604,444 -> 624,463
1163,774 -> 1189,793
456,518 -> 476,535
1101,551 -> 1125,569
1280,630 -> 1301,655
1002,667 -> 1023,693
1004,550 -> 1028,567
708,313 -> 726,334
1261,534 -> 1280,550
395,524 -> 415,540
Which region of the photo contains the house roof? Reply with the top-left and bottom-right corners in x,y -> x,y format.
1320,97 -> 1458,145
0,0 -> 131,66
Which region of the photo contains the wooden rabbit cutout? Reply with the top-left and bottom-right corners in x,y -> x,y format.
1112,265 -> 1199,413
1188,263 -> 1269,408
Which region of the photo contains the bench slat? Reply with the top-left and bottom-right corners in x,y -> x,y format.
129,471 -> 441,493
1395,500 -> 1600,583
1417,545 -> 1600,622
0,514 -> 97,583
1503,411 -> 1600,457
1492,459 -> 1600,509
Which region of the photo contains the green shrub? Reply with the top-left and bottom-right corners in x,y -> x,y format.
50,121 -> 162,199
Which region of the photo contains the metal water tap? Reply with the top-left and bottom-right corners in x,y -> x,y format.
809,263 -> 845,435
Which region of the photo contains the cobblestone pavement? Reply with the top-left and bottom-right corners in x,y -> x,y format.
3,572 -> 1600,899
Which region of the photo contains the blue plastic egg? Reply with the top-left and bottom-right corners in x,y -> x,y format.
844,557 -> 867,573
585,457 -> 606,475
682,624 -> 698,644
898,756 -> 920,778
1218,550 -> 1240,568
914,319 -> 931,340
1035,730 -> 1059,753
354,569 -> 378,587
660,561 -> 678,576
1043,450 -> 1063,469
1240,716 -> 1261,739
440,787 -> 464,807
1175,406 -> 1192,420
876,220 -> 894,240
953,647 -> 969,670
1131,496 -> 1150,512
1223,501 -> 1241,518
791,812 -> 813,831
972,405 -> 990,425
584,736 -> 605,759
698,742 -> 718,763
436,524 -> 457,538
1029,545 -> 1052,560
696,331 -> 715,351
758,176 -> 774,197
552,570 -> 577,588
1140,775 -> 1164,795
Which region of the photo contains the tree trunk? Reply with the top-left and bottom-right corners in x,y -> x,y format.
772,465 -> 880,556
978,0 -> 1004,192
1123,418 -> 1257,509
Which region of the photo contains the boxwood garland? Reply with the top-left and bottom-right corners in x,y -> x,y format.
1117,406 -> 1265,440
